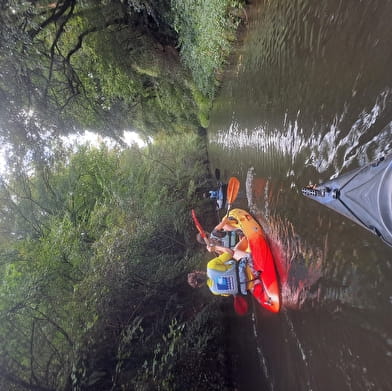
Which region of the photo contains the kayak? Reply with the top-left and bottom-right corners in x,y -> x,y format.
228,208 -> 281,313
302,153 -> 392,247
216,182 -> 227,210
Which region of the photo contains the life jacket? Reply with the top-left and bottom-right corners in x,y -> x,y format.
210,231 -> 238,249
207,260 -> 247,295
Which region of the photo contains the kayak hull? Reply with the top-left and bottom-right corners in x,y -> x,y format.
216,182 -> 227,209
228,208 -> 281,313
302,154 -> 392,247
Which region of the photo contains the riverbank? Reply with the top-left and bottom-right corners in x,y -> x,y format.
0,1 -> 248,152
0,2 -> 256,389
0,131 -> 252,390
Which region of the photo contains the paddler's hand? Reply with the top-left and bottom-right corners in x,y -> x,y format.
206,244 -> 215,253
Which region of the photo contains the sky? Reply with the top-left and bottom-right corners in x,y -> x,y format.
0,130 -> 147,175
60,130 -> 147,149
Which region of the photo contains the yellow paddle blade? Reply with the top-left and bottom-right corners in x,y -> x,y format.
226,177 -> 240,206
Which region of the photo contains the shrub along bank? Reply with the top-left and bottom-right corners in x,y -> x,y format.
0,0 -> 250,388
1,0 -> 247,142
0,133 -> 244,390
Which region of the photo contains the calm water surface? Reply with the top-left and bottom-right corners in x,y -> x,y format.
207,0 -> 392,390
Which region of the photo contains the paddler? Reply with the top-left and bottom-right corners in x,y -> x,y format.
203,181 -> 226,210
196,216 -> 244,250
187,242 -> 261,298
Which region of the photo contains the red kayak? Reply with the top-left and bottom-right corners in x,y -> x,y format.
228,208 -> 281,313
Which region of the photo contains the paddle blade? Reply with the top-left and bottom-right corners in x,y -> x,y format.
227,177 -> 240,204
233,295 -> 248,316
226,177 -> 240,214
191,209 -> 209,245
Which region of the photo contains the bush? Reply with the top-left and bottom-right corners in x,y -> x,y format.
172,0 -> 245,97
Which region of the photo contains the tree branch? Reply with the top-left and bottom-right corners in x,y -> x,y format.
29,321 -> 39,386
65,17 -> 128,62
44,0 -> 76,101
29,0 -> 77,40
28,306 -> 74,348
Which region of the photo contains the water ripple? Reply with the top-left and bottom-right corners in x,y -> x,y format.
246,167 -> 324,310
211,88 -> 391,179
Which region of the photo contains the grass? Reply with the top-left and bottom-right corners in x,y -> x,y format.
172,0 -> 245,98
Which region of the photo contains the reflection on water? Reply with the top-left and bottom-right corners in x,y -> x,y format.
246,167 -> 324,310
207,0 -> 392,389
210,88 -> 391,178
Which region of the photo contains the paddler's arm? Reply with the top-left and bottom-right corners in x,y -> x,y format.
207,252 -> 233,271
206,244 -> 234,256
213,216 -> 235,231
214,216 -> 229,231
233,236 -> 248,251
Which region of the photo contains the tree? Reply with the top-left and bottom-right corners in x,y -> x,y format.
0,0 -> 201,144
0,134 -> 226,390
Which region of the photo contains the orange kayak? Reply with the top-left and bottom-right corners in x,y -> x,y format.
228,208 -> 281,313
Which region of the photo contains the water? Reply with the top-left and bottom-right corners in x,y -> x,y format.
207,0 -> 392,389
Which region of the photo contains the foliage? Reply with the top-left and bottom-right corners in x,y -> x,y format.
0,1 -> 248,389
0,134 -> 237,390
0,0 -> 246,150
172,0 -> 245,97
131,306 -> 236,391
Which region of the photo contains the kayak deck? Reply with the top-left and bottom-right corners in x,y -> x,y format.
228,208 -> 281,313
302,154 -> 392,247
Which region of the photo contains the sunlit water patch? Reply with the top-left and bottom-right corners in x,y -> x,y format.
210,88 -> 392,181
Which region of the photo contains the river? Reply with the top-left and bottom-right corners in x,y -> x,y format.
207,0 -> 392,390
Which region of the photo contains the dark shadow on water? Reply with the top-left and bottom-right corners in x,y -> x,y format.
246,168 -> 325,310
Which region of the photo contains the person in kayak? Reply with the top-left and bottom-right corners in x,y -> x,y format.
196,229 -> 243,250
188,243 -> 261,297
203,182 -> 227,210
196,215 -> 244,250
207,189 -> 219,199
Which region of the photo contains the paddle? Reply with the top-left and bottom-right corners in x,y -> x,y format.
226,176 -> 240,216
191,208 -> 248,315
233,295 -> 249,315
191,209 -> 210,246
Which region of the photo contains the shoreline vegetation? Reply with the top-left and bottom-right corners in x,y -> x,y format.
0,135 -> 246,391
1,0 -> 248,143
0,1 -> 250,390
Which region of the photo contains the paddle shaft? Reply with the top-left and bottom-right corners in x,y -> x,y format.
226,177 -> 240,217
233,295 -> 248,315
191,209 -> 210,246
